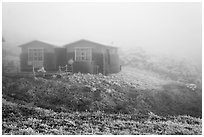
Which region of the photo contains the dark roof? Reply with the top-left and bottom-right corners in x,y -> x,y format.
18,39 -> 118,49
63,39 -> 118,49
18,40 -> 57,48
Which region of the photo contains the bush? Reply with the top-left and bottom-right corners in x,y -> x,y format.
2,72 -> 202,117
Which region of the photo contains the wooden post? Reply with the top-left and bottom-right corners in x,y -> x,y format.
59,66 -> 61,73
33,66 -> 35,77
96,65 -> 99,74
103,49 -> 106,75
65,65 -> 67,72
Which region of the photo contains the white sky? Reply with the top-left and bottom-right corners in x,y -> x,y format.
2,2 -> 202,63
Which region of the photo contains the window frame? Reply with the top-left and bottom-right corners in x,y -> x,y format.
74,47 -> 92,62
28,48 -> 44,66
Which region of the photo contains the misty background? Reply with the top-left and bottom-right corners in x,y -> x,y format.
2,2 -> 202,82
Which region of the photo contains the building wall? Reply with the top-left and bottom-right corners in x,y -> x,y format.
66,51 -> 102,74
92,52 -> 104,74
20,41 -> 57,72
64,40 -> 120,75
73,61 -> 95,73
109,49 -> 120,73
20,40 -> 121,74
55,48 -> 67,68
65,41 -> 104,74
44,53 -> 56,71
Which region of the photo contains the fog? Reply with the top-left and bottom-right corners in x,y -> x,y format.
2,2 -> 202,64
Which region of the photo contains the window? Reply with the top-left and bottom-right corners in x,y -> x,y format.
75,47 -> 92,61
28,48 -> 44,67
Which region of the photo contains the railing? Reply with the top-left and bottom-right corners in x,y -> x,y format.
58,64 -> 73,74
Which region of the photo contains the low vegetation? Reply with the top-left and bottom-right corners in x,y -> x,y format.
2,67 -> 202,135
2,99 -> 202,135
119,47 -> 201,85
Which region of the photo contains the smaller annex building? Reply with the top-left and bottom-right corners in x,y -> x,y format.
19,39 -> 121,75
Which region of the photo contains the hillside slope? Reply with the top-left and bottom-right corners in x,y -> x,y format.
3,67 -> 202,117
119,47 -> 201,85
2,99 -> 202,135
2,67 -> 202,134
